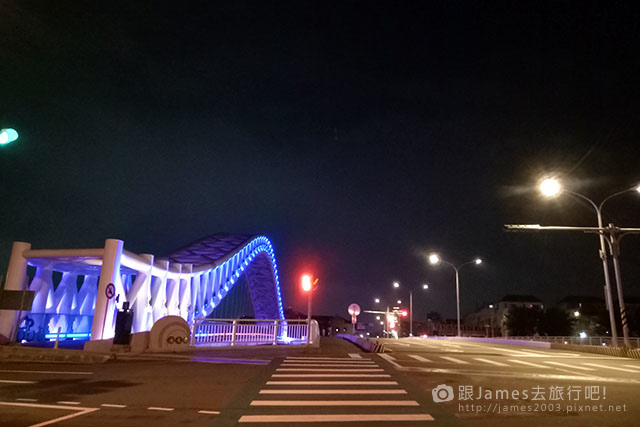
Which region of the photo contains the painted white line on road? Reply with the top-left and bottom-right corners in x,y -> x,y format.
440,356 -> 470,364
250,400 -> 420,406
238,414 -> 434,423
508,359 -> 551,369
0,370 -> 92,375
378,353 -> 402,368
286,357 -> 368,361
0,402 -> 98,427
348,353 -> 362,359
544,361 -> 595,371
276,368 -> 384,372
271,374 -> 391,378
473,358 -> 509,367
198,410 -> 221,414
259,389 -> 407,394
281,364 -> 378,368
57,401 -> 81,405
408,355 -> 432,363
623,364 -> 640,371
266,381 -> 398,385
101,404 -> 127,408
16,398 -> 38,402
583,363 -> 640,373
388,342 -> 411,347
147,406 -> 175,411
0,380 -> 36,384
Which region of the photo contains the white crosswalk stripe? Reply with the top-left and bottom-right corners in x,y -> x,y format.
544,361 -> 595,371
623,364 -> 640,371
473,358 -> 509,367
238,356 -> 434,423
440,356 -> 470,364
582,363 -> 640,373
508,359 -> 551,369
408,354 -> 432,363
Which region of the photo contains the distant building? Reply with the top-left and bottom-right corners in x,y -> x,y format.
495,295 -> 543,337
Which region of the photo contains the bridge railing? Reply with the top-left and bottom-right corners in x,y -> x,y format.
191,318 -> 319,347
505,336 -> 640,348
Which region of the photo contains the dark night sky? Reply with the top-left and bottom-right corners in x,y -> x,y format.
1,1 -> 639,321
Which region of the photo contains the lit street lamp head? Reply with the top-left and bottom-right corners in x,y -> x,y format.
393,281 -> 400,288
539,177 -> 561,197
428,253 -> 440,265
636,184 -> 640,193
422,284 -> 429,289
374,298 -> 380,303
475,258 -> 482,265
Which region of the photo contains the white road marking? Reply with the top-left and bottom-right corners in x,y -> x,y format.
286,357 -> 368,361
259,389 -> 407,394
198,410 -> 221,414
440,356 -> 470,364
281,363 -> 378,367
266,380 -> 398,385
508,359 -> 551,369
473,358 -> 509,367
378,353 -> 402,368
544,362 -> 595,371
623,364 -> 640,371
389,342 -> 411,347
348,353 -> 362,359
147,406 -> 175,411
582,363 -> 640,373
250,400 -> 420,406
57,401 -> 81,405
0,402 -> 98,427
276,368 -> 384,372
271,374 -> 390,378
0,370 -> 92,375
16,398 -> 38,402
408,355 -> 432,363
238,414 -> 434,422
101,404 -> 127,408
0,380 -> 36,384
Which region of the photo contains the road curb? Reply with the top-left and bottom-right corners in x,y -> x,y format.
0,345 -> 110,364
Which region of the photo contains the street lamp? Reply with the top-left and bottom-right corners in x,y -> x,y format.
393,282 -> 430,337
429,253 -> 482,337
538,177 -> 640,347
374,298 -> 380,304
301,274 -> 316,344
0,128 -> 19,145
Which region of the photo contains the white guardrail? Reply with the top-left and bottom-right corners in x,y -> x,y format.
191,318 -> 319,347
505,336 -> 640,348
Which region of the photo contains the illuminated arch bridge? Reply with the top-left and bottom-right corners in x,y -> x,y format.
0,234 -> 285,342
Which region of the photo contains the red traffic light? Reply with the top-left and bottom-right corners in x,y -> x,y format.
401,310 -> 408,317
301,274 -> 313,292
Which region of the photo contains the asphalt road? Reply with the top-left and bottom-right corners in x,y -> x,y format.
0,338 -> 638,426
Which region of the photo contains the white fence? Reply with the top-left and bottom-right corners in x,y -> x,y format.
191,318 -> 319,347
506,336 -> 640,348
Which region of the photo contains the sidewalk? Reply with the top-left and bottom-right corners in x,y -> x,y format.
0,336 -> 360,364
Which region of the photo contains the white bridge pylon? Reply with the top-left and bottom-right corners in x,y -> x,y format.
0,235 -> 285,342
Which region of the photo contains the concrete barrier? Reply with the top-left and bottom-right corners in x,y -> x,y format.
337,334 -> 385,353
426,336 -> 551,348
550,343 -> 640,359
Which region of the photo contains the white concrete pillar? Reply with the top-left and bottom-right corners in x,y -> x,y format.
151,260 -> 169,322
166,263 -> 181,316
0,242 -> 31,341
90,239 -> 123,341
179,264 -> 192,322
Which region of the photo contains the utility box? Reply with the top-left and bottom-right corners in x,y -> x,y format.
113,302 -> 133,345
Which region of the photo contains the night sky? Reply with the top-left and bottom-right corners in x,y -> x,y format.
1,1 -> 639,321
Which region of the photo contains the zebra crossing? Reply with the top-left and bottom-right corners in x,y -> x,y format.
382,352 -> 640,375
237,355 -> 434,424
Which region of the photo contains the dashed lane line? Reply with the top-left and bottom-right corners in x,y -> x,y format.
238,414 -> 434,423
622,364 -> 640,371
440,356 -> 470,364
16,398 -> 38,402
147,407 -> 175,411
0,380 -> 36,384
57,401 -> 81,405
250,400 -> 420,406
198,410 -> 221,414
259,389 -> 407,394
101,404 -> 127,408
473,358 -> 509,367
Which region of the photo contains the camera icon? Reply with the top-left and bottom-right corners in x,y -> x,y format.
432,384 -> 454,402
